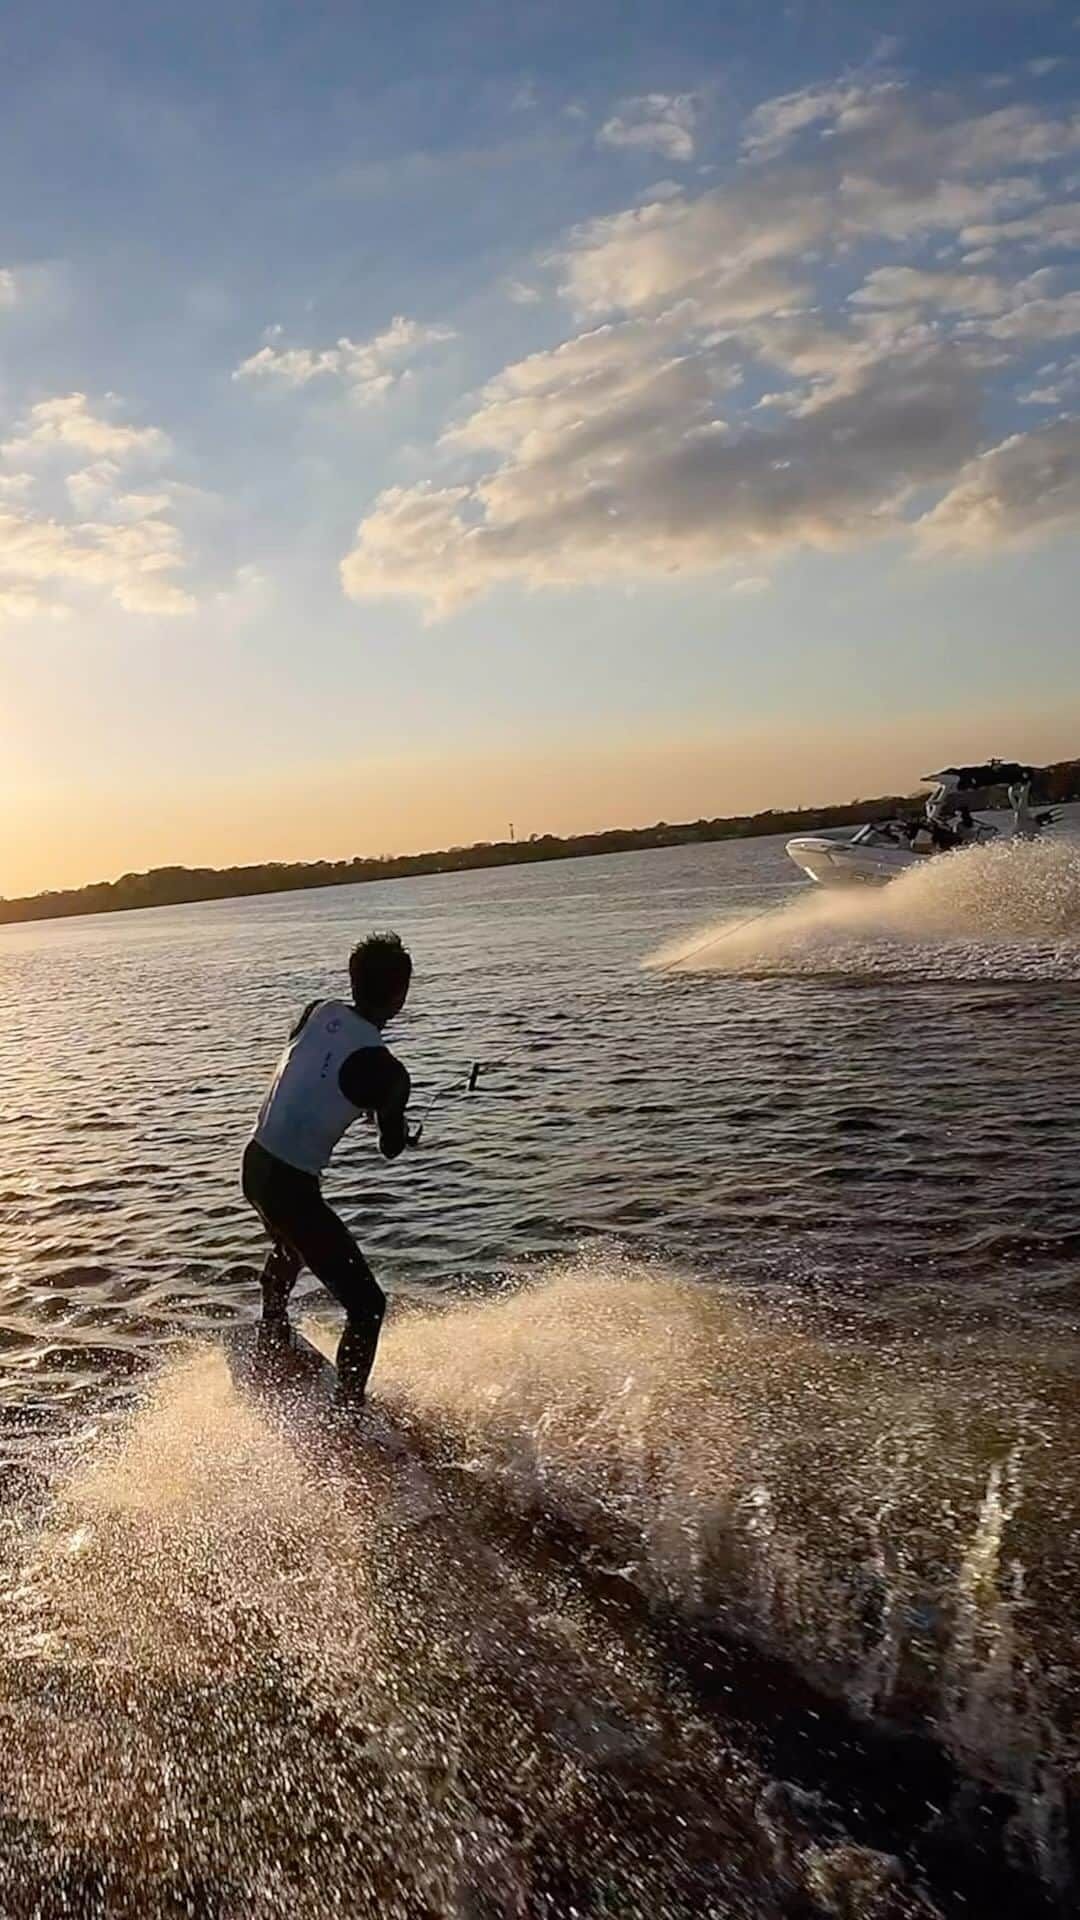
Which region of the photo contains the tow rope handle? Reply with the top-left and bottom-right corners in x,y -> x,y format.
409,1059 -> 503,1145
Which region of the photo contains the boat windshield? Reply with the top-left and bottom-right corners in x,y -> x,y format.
851,822 -> 909,848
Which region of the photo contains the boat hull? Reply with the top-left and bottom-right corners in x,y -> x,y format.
785,834 -> 920,888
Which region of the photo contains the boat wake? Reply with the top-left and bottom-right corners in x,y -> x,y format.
647,838 -> 1080,980
0,1254 -> 1075,1913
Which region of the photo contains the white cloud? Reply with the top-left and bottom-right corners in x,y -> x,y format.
560,86 -> 1079,333
112,490 -> 173,521
562,192 -> 812,317
742,80 -> 898,158
851,265 -> 1080,341
851,266 -> 1010,314
0,585 -> 70,622
916,419 -> 1080,550
560,114 -> 1043,320
506,280 -> 543,306
3,393 -> 171,463
342,321 -> 979,617
0,395 -> 196,617
745,78 -> 1080,171
0,508 -> 194,615
1028,57 -> 1064,78
730,575 -> 772,594
960,201 -> 1080,250
336,69 -> 1080,619
66,470 -> 174,520
66,462 -> 121,514
1020,354 -> 1080,405
980,286 -> 1080,341
597,94 -> 699,164
233,314 -> 456,400
213,562 -> 270,621
740,81 -> 1080,257
0,270 -> 17,308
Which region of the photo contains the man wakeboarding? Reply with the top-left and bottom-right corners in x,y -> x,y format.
241,930 -> 415,1404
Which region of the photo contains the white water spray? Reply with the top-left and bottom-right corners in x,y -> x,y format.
647,838 -> 1080,979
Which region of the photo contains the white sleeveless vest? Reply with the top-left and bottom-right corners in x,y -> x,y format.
253,999 -> 384,1175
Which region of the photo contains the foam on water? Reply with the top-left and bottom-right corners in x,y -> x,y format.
376,1261 -> 1074,1684
647,838 -> 1080,979
3,1257 -> 1076,1910
375,1257 -> 1078,1895
0,1316 -> 788,1918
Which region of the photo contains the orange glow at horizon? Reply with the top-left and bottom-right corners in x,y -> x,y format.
3,700 -> 1078,899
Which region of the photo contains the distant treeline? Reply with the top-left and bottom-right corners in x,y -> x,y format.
5,757 -> 1079,928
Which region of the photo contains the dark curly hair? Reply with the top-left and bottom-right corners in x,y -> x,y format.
348,931 -> 413,1009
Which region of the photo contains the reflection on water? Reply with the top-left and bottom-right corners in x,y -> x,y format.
1,829 -> 1080,1909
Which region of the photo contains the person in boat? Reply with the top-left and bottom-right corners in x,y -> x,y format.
241,931 -> 415,1404
1010,781 -> 1058,841
923,787 -> 962,851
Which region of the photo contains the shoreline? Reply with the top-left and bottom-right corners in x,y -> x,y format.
5,762 -> 1079,928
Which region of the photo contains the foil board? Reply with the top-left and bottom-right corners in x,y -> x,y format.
221,1321 -> 431,1493
223,1321 -> 339,1410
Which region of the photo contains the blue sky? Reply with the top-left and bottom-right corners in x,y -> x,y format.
1,0 -> 1079,889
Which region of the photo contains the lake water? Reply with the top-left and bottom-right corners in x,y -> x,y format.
1,825 -> 1079,1916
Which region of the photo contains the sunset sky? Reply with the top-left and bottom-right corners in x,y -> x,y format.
2,0 -> 1079,894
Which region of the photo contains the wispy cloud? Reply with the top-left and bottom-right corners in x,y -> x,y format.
980,285 -> 1080,340
960,201 -> 1080,250
850,266 -> 1012,314
851,264 -> 1080,342
0,584 -> 71,621
233,315 -> 456,401
66,461 -> 121,514
917,419 -> 1080,550
597,94 -> 699,164
1019,353 -> 1080,406
741,80 -> 887,158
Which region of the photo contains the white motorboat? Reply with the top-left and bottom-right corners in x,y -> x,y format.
786,761 -> 1057,889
